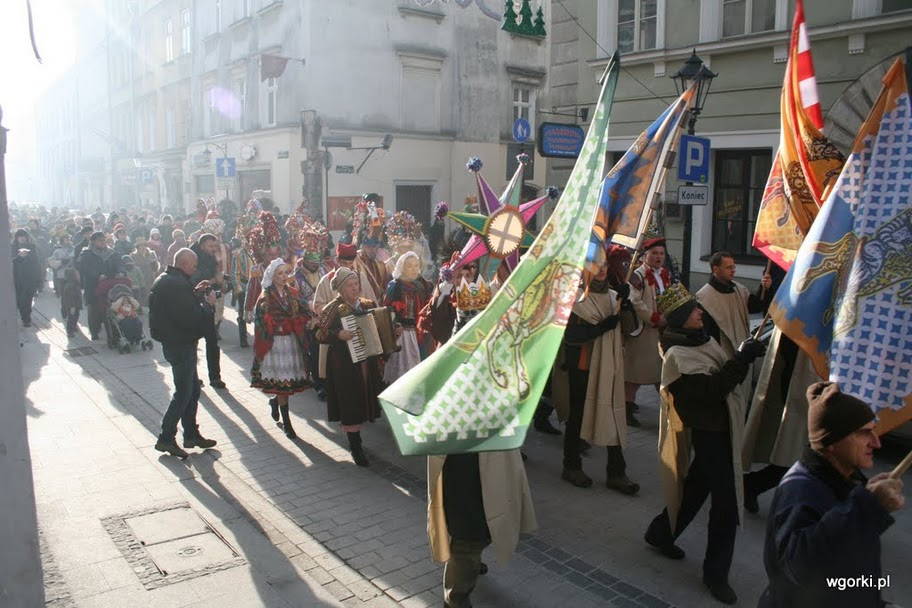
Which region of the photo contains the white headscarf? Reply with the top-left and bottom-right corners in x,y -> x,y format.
392,251 -> 419,280
261,257 -> 286,289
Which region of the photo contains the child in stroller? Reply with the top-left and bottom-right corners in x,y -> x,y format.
98,279 -> 153,353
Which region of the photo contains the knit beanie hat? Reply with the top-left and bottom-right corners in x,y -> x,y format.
806,382 -> 874,450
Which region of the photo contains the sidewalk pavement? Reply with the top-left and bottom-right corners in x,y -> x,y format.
22,289 -> 912,607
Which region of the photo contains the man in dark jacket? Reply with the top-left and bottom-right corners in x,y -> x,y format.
78,231 -> 122,340
759,382 -> 904,608
149,248 -> 219,458
73,225 -> 93,262
643,283 -> 766,605
190,234 -> 226,389
11,228 -> 44,326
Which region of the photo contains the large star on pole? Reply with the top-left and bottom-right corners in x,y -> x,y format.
451,156 -> 549,272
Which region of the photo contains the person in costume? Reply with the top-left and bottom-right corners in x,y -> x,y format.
383,251 -> 433,383
243,211 -> 284,325
553,255 -> 639,494
425,258 -> 534,608
623,233 -> 671,427
643,283 -> 766,605
250,258 -> 310,439
316,268 -> 398,466
759,382 -> 905,608
384,210 -> 424,275
694,251 -> 779,513
313,242 -> 357,318
741,329 -> 819,514
351,197 -> 390,303
230,235 -> 255,348
293,220 -> 329,397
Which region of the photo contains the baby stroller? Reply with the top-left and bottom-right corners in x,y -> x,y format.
99,279 -> 154,353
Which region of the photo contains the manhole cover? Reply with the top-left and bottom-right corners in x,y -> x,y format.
101,503 -> 244,589
64,346 -> 98,357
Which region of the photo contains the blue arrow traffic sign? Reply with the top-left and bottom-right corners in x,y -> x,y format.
216,157 -> 236,178
512,117 -> 531,143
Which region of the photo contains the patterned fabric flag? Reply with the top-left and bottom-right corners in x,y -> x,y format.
377,54 -> 620,455
751,0 -> 844,271
586,87 -> 697,275
770,59 -> 912,433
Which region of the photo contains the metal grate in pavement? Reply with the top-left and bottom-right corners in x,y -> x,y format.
64,346 -> 98,357
100,502 -> 245,590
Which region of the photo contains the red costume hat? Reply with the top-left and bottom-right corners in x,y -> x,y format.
336,242 -> 357,260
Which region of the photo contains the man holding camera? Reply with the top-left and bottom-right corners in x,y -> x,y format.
191,234 -> 227,389
149,248 -> 219,458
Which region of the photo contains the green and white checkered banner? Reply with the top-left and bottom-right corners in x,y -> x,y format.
378,54 -> 621,456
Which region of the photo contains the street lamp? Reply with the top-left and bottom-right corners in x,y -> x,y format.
670,50 -> 717,288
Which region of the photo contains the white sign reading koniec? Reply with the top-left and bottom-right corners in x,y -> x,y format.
677,185 -> 709,206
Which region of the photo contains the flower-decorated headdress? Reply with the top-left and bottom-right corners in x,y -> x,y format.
203,209 -> 225,239
351,194 -> 386,246
245,211 -> 283,264
298,219 -> 329,263
195,198 -> 212,223
236,198 -> 263,239
385,211 -> 422,249
640,226 -> 666,252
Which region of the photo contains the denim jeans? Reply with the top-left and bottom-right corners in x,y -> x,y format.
160,342 -> 202,441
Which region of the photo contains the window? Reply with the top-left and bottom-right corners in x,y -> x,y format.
136,108 -> 145,153
722,0 -> 776,38
195,174 -> 215,195
181,9 -> 191,55
242,0 -> 251,18
235,77 -> 247,132
618,0 -> 657,53
164,18 -> 173,62
204,86 -> 216,136
264,76 -> 277,127
215,0 -> 221,32
512,85 -> 536,126
166,106 -> 175,148
711,149 -> 773,257
882,0 -> 912,13
148,109 -> 156,151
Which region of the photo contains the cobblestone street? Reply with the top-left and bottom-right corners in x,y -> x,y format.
22,291 -> 912,607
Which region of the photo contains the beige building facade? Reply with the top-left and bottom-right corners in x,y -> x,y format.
545,0 -> 912,286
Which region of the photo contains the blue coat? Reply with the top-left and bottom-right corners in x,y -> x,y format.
759,448 -> 894,608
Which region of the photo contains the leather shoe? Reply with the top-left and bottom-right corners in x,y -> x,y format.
644,529 -> 685,560
155,438 -> 189,459
704,580 -> 737,605
534,418 -> 562,435
209,379 -> 227,389
606,475 -> 640,495
561,468 -> 593,488
744,488 -> 759,514
184,435 -> 217,449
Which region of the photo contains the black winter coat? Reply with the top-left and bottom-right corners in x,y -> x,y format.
148,266 -> 213,345
11,242 -> 43,294
78,247 -> 123,305
189,242 -> 219,284
759,448 -> 894,608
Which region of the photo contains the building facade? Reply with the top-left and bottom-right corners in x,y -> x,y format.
183,0 -> 552,240
545,0 -> 912,286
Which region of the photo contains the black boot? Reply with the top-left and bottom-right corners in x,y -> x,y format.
269,396 -> 280,421
238,322 -> 249,348
347,431 -> 369,467
626,401 -> 641,428
279,405 -> 296,439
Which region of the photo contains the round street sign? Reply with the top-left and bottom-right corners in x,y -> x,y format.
512,117 -> 531,143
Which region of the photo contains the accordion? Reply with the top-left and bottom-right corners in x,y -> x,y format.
342,306 -> 399,362
318,307 -> 400,378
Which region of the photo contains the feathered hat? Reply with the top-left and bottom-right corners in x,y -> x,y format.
385,211 -> 422,248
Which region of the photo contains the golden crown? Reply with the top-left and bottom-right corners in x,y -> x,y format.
656,282 -> 693,317
456,277 -> 492,311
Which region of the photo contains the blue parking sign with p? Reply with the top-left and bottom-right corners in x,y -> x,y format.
678,135 -> 710,183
